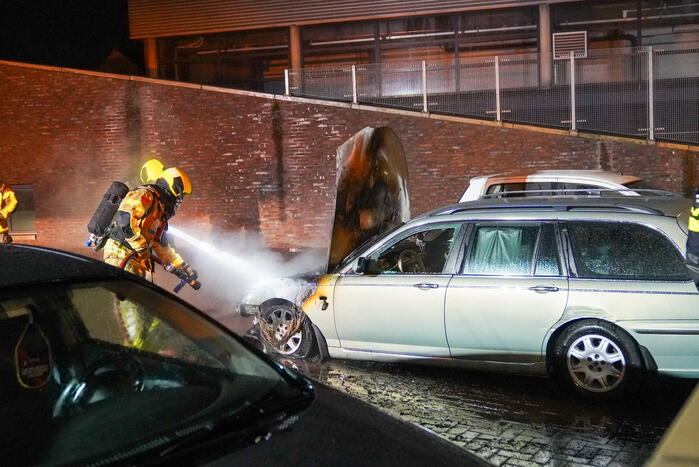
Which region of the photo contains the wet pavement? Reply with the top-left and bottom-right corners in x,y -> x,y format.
273,357 -> 696,467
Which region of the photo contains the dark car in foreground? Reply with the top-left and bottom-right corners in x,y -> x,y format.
0,244 -> 484,466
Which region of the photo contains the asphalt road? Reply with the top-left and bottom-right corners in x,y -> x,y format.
274,357 -> 696,467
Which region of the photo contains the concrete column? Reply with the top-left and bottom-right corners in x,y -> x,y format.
538,3 -> 552,88
144,38 -> 158,78
290,25 -> 302,70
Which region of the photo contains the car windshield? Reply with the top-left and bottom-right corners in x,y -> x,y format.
0,279 -> 289,466
334,222 -> 405,272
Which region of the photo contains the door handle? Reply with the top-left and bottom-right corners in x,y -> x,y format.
414,283 -> 439,290
529,285 -> 559,293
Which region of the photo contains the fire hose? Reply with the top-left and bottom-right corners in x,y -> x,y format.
118,251 -> 201,293
166,263 -> 202,293
156,257 -> 201,293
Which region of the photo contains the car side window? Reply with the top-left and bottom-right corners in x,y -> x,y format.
486,182 -> 555,197
464,223 -> 538,275
486,183 -> 525,195
367,225 -> 460,274
567,221 -> 690,281
535,224 -> 562,276
463,223 -> 561,276
558,182 -> 616,196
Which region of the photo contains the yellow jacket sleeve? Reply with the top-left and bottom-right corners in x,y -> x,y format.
153,240 -> 185,268
689,207 -> 699,233
0,187 -> 18,219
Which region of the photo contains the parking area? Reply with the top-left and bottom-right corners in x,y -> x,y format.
276,357 -> 696,467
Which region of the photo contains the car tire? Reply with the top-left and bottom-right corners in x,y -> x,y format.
260,302 -> 316,359
552,320 -> 643,400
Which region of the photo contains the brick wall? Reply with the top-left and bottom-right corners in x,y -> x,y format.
1,61 -> 698,260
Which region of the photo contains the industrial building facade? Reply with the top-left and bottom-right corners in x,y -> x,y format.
129,0 -> 699,93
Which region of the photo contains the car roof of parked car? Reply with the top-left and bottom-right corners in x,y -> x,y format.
470,170 -> 641,185
424,194 -> 691,219
0,244 -> 128,288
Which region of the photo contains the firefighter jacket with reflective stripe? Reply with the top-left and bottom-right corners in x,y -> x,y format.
0,184 -> 18,235
686,196 -> 699,285
109,186 -> 184,268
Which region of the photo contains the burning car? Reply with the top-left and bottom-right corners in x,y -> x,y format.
241,193 -> 699,401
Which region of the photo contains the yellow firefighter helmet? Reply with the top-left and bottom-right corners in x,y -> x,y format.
158,167 -> 192,200
140,159 -> 165,184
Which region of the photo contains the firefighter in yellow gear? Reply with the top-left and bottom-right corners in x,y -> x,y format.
687,189 -> 699,287
0,183 -> 18,243
104,167 -> 197,349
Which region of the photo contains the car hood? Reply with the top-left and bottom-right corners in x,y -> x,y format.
326,126 -> 410,272
207,382 -> 487,466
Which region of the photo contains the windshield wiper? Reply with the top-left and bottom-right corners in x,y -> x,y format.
151,392 -> 309,464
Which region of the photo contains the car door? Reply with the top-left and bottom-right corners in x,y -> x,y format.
333,222 -> 464,356
445,221 -> 569,362
563,220 -> 699,375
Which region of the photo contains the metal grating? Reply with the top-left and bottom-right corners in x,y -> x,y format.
286,46 -> 698,145
553,31 -> 587,59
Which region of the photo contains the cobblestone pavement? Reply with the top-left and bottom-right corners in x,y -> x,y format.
276,358 -> 696,467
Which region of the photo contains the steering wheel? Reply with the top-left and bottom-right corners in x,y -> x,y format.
397,248 -> 425,273
53,355 -> 145,418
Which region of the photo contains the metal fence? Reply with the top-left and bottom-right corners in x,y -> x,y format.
286,47 -> 699,145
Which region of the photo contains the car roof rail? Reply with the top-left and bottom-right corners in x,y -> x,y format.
479,188 -> 682,199
432,201 -> 667,217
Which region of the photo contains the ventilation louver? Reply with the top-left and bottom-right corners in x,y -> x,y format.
553,31 -> 588,59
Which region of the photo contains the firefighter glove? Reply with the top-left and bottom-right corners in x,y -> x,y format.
0,212 -> 5,220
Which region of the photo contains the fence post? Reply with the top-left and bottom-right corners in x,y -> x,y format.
495,56 -> 501,122
422,60 -> 428,113
284,69 -> 290,96
647,47 -> 655,141
569,51 -> 576,132
351,65 -> 358,104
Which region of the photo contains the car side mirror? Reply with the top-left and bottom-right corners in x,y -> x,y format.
353,257 -> 368,274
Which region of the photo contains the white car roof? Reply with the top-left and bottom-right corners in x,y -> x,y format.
469,170 -> 641,186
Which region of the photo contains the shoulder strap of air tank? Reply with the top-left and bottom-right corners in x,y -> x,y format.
138,185 -> 163,218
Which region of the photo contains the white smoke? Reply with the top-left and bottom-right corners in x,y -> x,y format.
159,225 -> 326,327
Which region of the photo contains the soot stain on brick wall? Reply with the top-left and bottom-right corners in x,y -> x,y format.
125,81 -> 142,173
271,101 -> 287,222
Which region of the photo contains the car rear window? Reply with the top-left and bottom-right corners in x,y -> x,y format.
567,221 -> 689,281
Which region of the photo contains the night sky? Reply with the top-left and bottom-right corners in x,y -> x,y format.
0,0 -> 143,71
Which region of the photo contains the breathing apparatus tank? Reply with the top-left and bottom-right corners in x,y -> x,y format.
85,159 -> 166,251
85,181 -> 130,251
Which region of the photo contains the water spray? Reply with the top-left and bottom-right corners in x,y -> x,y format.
168,226 -> 268,285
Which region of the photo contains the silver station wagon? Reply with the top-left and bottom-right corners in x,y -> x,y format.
242,195 -> 699,400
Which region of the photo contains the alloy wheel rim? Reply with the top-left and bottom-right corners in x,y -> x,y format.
566,334 -> 626,393
265,307 -> 302,355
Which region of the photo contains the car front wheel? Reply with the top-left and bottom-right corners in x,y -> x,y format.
260,302 -> 315,358
552,320 -> 643,400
